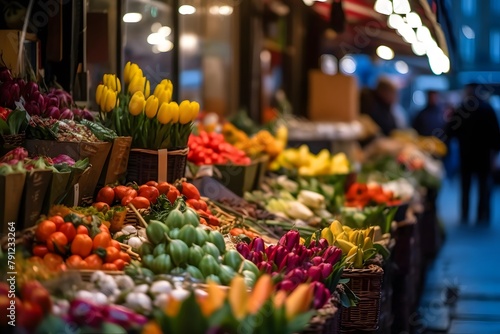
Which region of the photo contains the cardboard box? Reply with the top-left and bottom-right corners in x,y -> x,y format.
42,171 -> 71,214
214,161 -> 259,197
99,137 -> 132,186
0,172 -> 26,234
19,169 -> 53,229
308,71 -> 359,122
25,140 -> 112,205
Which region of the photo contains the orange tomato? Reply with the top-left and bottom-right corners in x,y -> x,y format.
230,228 -> 244,236
76,261 -> 89,270
96,186 -> 115,205
121,195 -> 134,206
146,181 -> 158,187
156,182 -> 170,195
130,196 -> 150,209
105,247 -> 120,263
119,252 -> 131,263
114,185 -> 131,201
76,225 -> 89,235
48,215 -> 65,230
84,254 -> 103,270
99,224 -> 110,235
113,259 -> 126,270
35,220 -> 57,243
59,223 -> 77,242
110,240 -> 121,251
57,263 -> 67,271
32,245 -> 49,258
102,263 -> 119,271
47,232 -> 68,253
92,232 -> 111,250
43,253 -> 63,270
66,255 -> 83,269
71,234 -> 93,258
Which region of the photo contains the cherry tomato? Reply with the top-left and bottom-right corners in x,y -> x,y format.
110,240 -> 122,251
119,252 -> 131,263
121,195 -> 135,206
93,232 -> 111,250
102,263 -> 118,271
71,234 -> 93,258
43,253 -> 64,270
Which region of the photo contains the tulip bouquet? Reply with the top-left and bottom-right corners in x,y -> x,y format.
143,275 -> 316,334
96,62 -> 199,149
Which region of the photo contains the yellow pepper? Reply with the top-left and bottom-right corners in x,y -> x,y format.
178,100 -> 192,124
124,61 -> 143,84
145,95 -> 159,119
157,101 -> 179,124
128,75 -> 150,97
129,91 -> 146,116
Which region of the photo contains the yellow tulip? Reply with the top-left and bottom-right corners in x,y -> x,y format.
153,83 -> 165,97
95,84 -> 105,106
199,280 -> 227,317
285,283 -> 313,320
169,101 -> 179,123
144,79 -> 151,98
157,88 -> 172,106
190,101 -> 200,122
129,91 -> 146,116
145,95 -> 159,119
159,79 -> 173,92
164,295 -> 182,317
128,75 -> 146,95
178,100 -> 192,125
124,61 -> 143,84
273,290 -> 287,308
248,275 -> 273,314
104,90 -> 117,112
103,74 -> 121,92
228,275 -> 248,320
141,321 -> 162,334
157,102 -> 174,124
98,86 -> 109,111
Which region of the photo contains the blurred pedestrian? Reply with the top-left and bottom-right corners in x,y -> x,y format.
413,90 -> 447,137
360,78 -> 399,136
447,83 -> 500,224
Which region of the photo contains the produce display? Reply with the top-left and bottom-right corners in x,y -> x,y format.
344,182 -> 402,208
188,130 -> 251,166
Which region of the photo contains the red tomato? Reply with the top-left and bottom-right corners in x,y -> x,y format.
130,196 -> 150,209
35,220 -> 57,243
76,225 -> 89,235
22,284 -> 52,314
32,245 -> 49,258
146,181 -> 158,187
59,223 -> 77,242
138,186 -> 159,204
17,301 -> 43,330
125,188 -> 138,198
156,182 -> 171,195
46,232 -> 68,253
167,188 -> 180,204
92,202 -> 110,213
121,195 -> 135,206
114,185 -> 131,201
113,259 -> 126,270
96,186 -> 115,205
48,216 -> 65,230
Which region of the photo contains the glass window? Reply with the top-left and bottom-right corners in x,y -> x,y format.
460,34 -> 475,63
461,0 -> 476,16
491,30 -> 500,63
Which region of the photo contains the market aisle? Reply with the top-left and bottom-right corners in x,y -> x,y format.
418,177 -> 500,333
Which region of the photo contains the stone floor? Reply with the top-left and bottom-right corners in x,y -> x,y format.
417,177 -> 500,334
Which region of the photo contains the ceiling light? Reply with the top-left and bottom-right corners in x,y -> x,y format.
218,5 -> 233,15
416,26 -> 432,42
157,40 -> 174,52
157,26 -> 172,36
376,45 -> 395,60
178,5 -> 196,15
388,14 -> 405,29
406,12 -> 422,28
411,41 -> 427,56
461,25 -> 475,39
123,13 -> 142,23
374,0 -> 393,15
340,56 -> 357,74
393,0 -> 411,15
395,60 -> 409,74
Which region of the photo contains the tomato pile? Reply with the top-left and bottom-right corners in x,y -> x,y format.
344,182 -> 402,208
31,215 -> 132,271
187,131 -> 251,166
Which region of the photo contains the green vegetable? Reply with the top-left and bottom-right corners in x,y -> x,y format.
167,239 -> 189,267
218,265 -> 236,285
205,274 -> 221,285
165,207 -> 184,229
151,254 -> 172,274
81,119 -> 117,142
170,267 -> 185,276
243,270 -> 256,287
208,231 -> 226,254
168,228 -> 180,240
142,254 -> 155,269
153,243 -> 168,257
241,260 -> 259,277
186,265 -> 204,280
146,220 -> 169,245
178,224 -> 197,246
188,245 -> 204,266
183,207 -> 200,227
202,242 -> 220,260
199,254 -> 219,277
138,243 -> 155,257
194,227 -> 208,246
222,250 -> 244,272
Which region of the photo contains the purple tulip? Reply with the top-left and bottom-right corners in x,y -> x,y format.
322,246 -> 342,265
311,256 -> 323,266
45,105 -> 61,119
24,100 -> 41,116
285,268 -> 306,284
319,263 -> 333,280
249,237 -> 265,253
307,266 -> 323,282
22,82 -> 39,100
250,251 -> 263,264
277,279 -> 298,292
274,246 -> 288,268
257,261 -> 272,274
59,107 -> 74,120
279,230 -> 300,252
80,109 -> 95,121
0,68 -> 13,82
318,238 -> 329,250
279,252 -> 299,271
265,245 -> 277,260
236,243 -> 251,259
45,95 -> 59,108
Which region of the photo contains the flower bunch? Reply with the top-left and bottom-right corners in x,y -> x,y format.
96,62 -> 198,149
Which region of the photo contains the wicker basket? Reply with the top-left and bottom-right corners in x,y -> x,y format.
302,294 -> 341,334
340,265 -> 384,332
126,147 -> 188,184
0,133 -> 25,155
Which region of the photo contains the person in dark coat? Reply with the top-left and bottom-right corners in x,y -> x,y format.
447,83 -> 500,224
413,91 -> 447,137
360,78 -> 399,136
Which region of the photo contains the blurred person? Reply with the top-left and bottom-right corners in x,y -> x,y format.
447,83 -> 500,224
412,91 -> 447,137
360,78 -> 399,136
